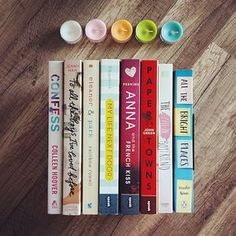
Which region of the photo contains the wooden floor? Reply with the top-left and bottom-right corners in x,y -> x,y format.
0,0 -> 236,235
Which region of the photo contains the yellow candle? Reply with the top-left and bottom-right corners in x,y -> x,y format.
111,19 -> 133,43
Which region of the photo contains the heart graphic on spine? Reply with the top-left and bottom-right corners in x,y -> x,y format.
125,67 -> 136,77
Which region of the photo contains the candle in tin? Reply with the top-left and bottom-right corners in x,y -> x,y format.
135,19 -> 158,43
160,20 -> 183,44
85,19 -> 107,43
60,20 -> 83,44
111,19 -> 133,43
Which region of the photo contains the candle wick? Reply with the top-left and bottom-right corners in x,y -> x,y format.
170,30 -> 179,35
121,28 -> 128,32
94,28 -> 102,33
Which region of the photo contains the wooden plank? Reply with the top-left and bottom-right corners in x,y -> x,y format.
0,0 -> 109,96
214,12 -> 236,57
199,188 -> 236,235
193,42 -> 230,104
0,93 -> 48,224
0,0 -> 47,55
171,0 -> 236,68
131,0 -> 235,67
0,170 -> 73,235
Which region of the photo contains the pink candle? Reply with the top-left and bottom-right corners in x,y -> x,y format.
85,19 -> 107,43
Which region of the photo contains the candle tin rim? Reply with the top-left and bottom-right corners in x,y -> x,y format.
85,18 -> 107,43
111,19 -> 133,43
135,19 -> 158,43
60,20 -> 83,44
160,20 -> 183,44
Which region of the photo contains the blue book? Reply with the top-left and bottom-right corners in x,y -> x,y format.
173,70 -> 194,213
99,59 -> 120,215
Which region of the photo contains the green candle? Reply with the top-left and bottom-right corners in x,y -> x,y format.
135,19 -> 158,43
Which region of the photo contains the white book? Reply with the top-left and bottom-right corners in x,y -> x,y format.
158,64 -> 173,213
82,60 -> 100,214
63,60 -> 82,215
48,61 -> 63,214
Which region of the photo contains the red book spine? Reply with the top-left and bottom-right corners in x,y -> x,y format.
140,60 -> 158,214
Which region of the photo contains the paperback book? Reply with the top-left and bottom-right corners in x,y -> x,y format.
83,60 -> 100,214
174,69 -> 194,213
99,59 -> 120,215
120,59 -> 140,214
140,60 -> 157,214
158,64 -> 173,213
63,60 -> 82,215
48,61 -> 63,214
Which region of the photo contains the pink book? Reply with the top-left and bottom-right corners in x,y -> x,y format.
120,59 -> 140,214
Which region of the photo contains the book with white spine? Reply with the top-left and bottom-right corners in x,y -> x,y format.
48,61 -> 63,214
82,60 -> 100,214
158,64 -> 173,213
63,60 -> 82,215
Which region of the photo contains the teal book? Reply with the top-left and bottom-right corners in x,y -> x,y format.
173,69 -> 194,213
99,59 -> 120,215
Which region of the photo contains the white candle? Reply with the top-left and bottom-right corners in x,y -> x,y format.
60,20 -> 83,44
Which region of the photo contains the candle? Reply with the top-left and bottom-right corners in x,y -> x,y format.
85,19 -> 107,43
60,20 -> 83,44
135,19 -> 158,43
160,20 -> 183,44
111,19 -> 133,43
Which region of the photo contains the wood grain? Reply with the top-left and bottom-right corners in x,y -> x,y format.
0,0 -> 235,235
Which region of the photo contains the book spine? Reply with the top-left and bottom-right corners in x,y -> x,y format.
82,60 -> 100,214
140,60 -> 157,214
120,59 -> 140,214
63,61 -> 82,215
158,64 -> 173,213
174,69 -> 194,213
99,59 -> 120,215
48,61 -> 63,214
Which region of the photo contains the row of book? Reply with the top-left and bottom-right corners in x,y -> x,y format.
48,59 -> 194,215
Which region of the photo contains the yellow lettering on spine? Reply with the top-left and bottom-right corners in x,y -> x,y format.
105,99 -> 114,181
